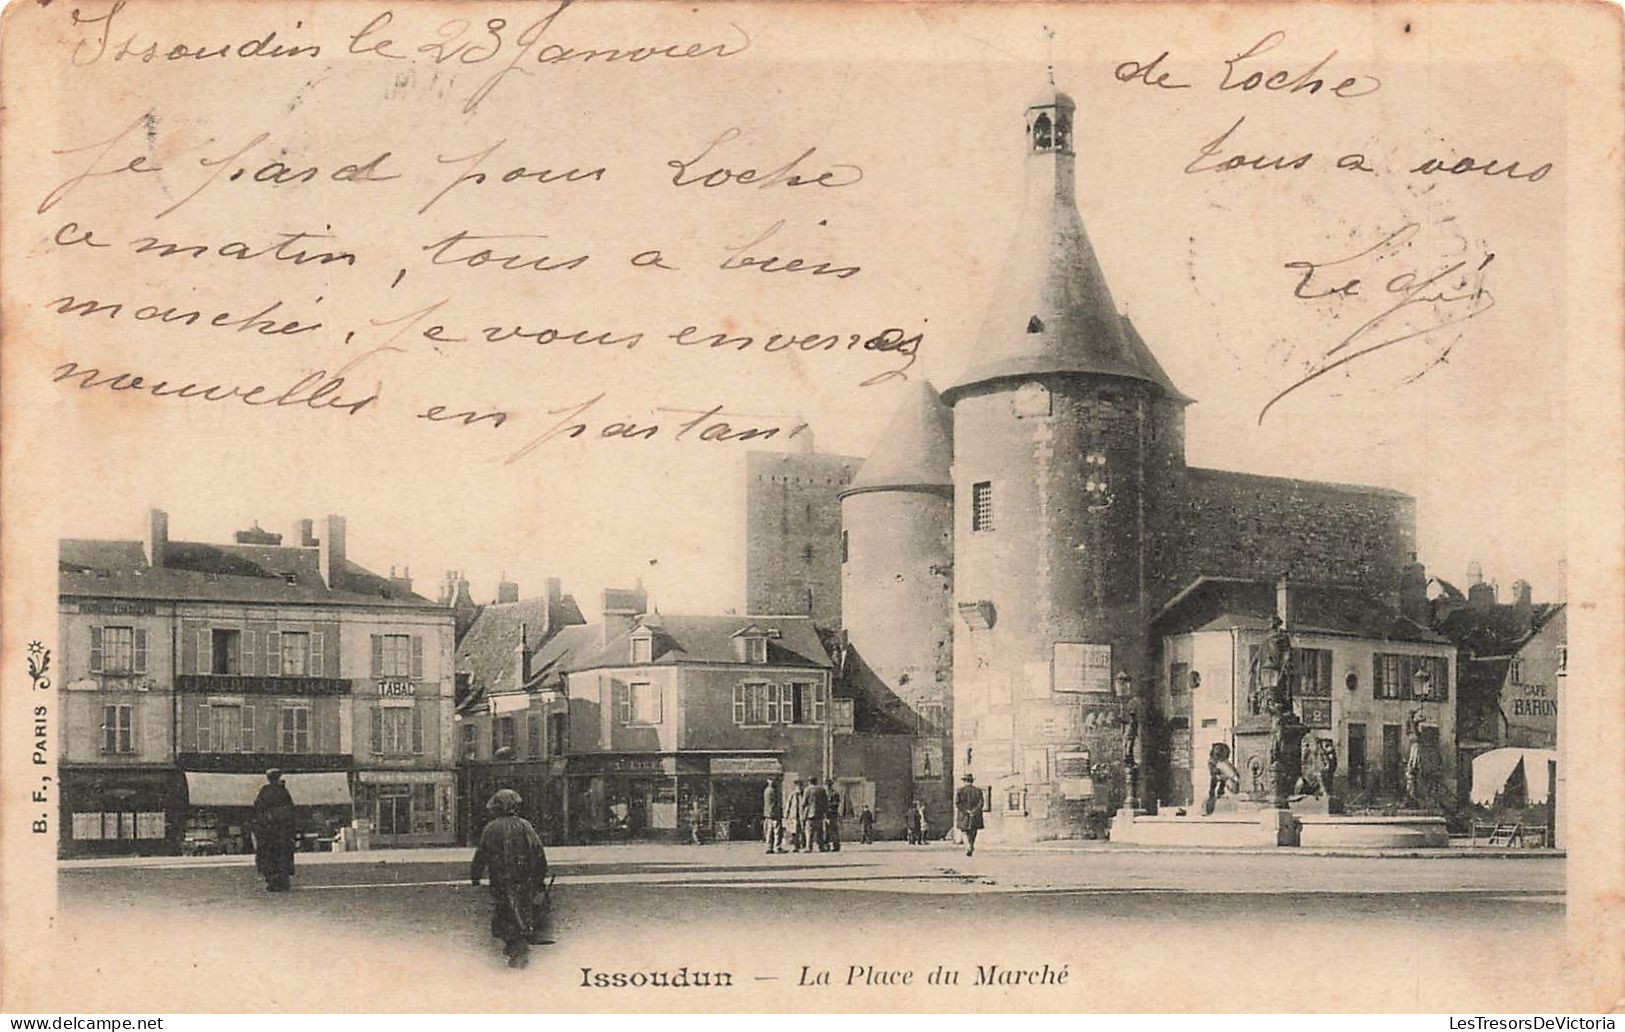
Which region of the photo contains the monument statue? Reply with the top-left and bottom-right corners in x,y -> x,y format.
1204,743 -> 1242,815
1318,737 -> 1338,793
1404,707 -> 1427,806
1258,616 -> 1308,807
1295,734 -> 1322,796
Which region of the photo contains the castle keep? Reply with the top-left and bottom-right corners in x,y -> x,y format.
838,83 -> 1422,841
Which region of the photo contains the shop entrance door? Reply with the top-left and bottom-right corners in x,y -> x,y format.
376,786 -> 411,836
711,778 -> 766,842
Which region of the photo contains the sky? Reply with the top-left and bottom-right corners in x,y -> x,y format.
28,5 -> 1569,619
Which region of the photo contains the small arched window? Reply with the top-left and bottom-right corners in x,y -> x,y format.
1032,113 -> 1053,150
1055,114 -> 1073,152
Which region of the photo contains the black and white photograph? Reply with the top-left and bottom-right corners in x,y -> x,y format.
1,0 -> 1620,1016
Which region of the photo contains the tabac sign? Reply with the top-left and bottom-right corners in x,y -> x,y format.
377,679 -> 416,698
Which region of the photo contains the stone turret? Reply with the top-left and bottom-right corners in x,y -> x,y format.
942,78 -> 1188,841
841,379 -> 956,818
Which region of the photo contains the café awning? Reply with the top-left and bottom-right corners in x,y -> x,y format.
184,771 -> 353,808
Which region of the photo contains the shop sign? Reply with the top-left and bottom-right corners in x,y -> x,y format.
1297,697 -> 1332,729
378,679 -> 416,698
711,757 -> 782,776
79,600 -> 158,615
357,770 -> 448,784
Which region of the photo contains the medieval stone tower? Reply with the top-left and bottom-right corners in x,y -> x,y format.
941,83 -> 1190,841
839,380 -> 957,821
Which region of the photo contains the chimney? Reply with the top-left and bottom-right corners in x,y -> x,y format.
601,585 -> 649,644
1467,577 -> 1497,608
1512,579 -> 1533,620
496,571 -> 520,605
144,509 -> 169,569
1399,554 -> 1428,624
318,514 -> 347,587
1275,576 -> 1291,627
1466,561 -> 1483,587
438,570 -> 457,607
391,564 -> 414,597
293,518 -> 316,548
1557,559 -> 1567,602
543,577 -> 562,637
515,622 -> 532,684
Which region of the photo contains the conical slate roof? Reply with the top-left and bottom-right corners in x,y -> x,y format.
844,379 -> 953,495
944,86 -> 1186,404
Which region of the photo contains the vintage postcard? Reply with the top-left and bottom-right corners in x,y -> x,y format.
1,0 -> 1621,1014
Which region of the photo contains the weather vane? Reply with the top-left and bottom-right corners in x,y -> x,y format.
1043,24 -> 1056,84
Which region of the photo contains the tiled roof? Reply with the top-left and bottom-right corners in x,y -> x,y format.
1435,603 -> 1564,657
944,84 -> 1185,404
846,379 -> 954,494
60,539 -> 440,609
569,614 -> 832,672
456,596 -> 588,697
1157,576 -> 1448,644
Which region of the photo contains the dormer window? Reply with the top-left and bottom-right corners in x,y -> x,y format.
630,630 -> 653,665
744,636 -> 767,664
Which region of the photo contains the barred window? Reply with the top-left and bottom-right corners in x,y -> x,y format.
972,482 -> 994,532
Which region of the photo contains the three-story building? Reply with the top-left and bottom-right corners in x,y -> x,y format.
59,510 -> 457,856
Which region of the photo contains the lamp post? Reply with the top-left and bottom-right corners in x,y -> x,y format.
1115,670 -> 1140,813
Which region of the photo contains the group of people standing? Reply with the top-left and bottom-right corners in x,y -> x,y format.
763,776 -> 849,853
758,772 -> 986,855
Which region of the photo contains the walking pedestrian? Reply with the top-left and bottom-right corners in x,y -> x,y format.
904,799 -> 921,845
803,777 -> 829,853
470,788 -> 549,969
956,773 -> 985,857
859,804 -> 875,844
786,778 -> 806,851
762,779 -> 784,853
252,769 -> 296,893
825,785 -> 843,852
688,797 -> 706,845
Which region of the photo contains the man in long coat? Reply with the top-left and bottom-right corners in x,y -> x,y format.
803,777 -> 829,852
471,788 -> 549,968
956,773 -> 985,857
784,778 -> 805,852
762,779 -> 783,854
252,769 -> 297,892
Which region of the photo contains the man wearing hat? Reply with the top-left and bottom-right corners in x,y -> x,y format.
471,788 -> 549,968
252,769 -> 297,892
955,773 -> 985,857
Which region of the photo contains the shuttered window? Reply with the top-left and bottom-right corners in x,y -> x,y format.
101,704 -> 133,754
310,632 -> 325,676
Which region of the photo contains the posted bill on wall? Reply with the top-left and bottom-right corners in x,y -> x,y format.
1,0 -> 1621,1014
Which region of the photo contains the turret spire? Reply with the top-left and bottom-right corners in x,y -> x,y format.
943,76 -> 1185,404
